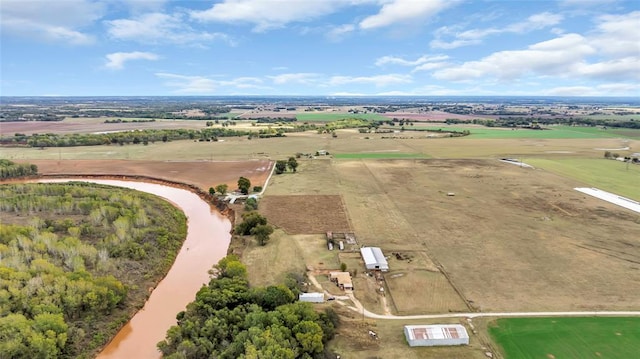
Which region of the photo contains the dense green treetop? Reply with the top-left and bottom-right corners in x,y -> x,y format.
158,256 -> 338,359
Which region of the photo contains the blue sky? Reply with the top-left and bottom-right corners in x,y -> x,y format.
1,0 -> 639,97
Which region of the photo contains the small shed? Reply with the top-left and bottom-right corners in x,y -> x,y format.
299,292 -> 324,303
360,247 -> 389,271
404,325 -> 469,347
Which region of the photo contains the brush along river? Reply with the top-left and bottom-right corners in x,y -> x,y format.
40,179 -> 232,359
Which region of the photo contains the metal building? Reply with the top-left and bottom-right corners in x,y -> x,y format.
404,325 -> 469,347
360,247 -> 389,271
299,292 -> 325,303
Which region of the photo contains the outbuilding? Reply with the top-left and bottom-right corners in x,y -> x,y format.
299,292 -> 325,303
329,271 -> 353,290
360,247 -> 389,271
403,324 -> 469,347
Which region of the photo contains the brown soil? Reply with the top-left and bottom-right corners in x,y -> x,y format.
27,159 -> 273,191
260,195 -> 351,234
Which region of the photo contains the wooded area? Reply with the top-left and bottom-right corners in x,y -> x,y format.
158,255 -> 339,359
0,183 -> 187,358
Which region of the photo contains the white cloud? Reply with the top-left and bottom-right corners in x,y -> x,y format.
326,24 -> 356,41
328,74 -> 412,87
545,83 -> 640,96
412,62 -> 448,72
105,52 -> 159,70
433,34 -> 596,81
219,77 -> 266,89
155,73 -> 268,93
359,0 -> 454,30
190,0 -> 357,32
190,0 -> 453,32
431,12 -> 564,49
268,73 -> 321,85
156,73 -> 218,93
432,13 -> 640,88
0,0 -> 103,44
574,57 -> 640,81
590,11 -> 640,57
106,12 -> 233,45
375,54 -> 449,66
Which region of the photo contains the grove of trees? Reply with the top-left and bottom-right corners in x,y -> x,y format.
0,159 -> 38,179
0,182 -> 187,358
157,255 -> 338,358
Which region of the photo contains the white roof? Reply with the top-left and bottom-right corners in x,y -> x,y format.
360,247 -> 388,266
405,325 -> 469,340
299,292 -> 324,299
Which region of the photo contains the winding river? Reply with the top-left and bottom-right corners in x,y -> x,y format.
40,179 -> 232,359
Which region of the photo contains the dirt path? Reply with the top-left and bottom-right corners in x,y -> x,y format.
342,293 -> 640,320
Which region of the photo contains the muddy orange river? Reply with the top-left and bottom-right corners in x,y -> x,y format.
40,179 -> 232,359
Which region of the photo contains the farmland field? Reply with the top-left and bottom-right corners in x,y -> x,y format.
411,125 -> 638,139
333,152 -> 426,159
296,112 -> 388,122
489,317 -> 640,359
527,158 -> 640,200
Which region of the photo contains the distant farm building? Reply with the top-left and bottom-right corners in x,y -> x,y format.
360,247 -> 389,271
329,271 -> 353,290
404,325 -> 469,347
299,292 -> 324,303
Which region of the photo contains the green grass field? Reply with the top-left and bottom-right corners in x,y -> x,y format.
333,152 -> 426,159
527,158 -> 640,201
489,317 -> 640,359
410,125 -> 639,139
296,112 -> 388,122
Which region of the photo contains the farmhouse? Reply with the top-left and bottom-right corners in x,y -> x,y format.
329,271 -> 353,290
404,324 -> 469,347
360,247 -> 389,271
299,292 -> 324,303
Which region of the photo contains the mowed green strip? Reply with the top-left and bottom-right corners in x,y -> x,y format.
489,317 -> 640,359
527,158 -> 640,201
411,125 -> 638,139
296,112 -> 388,122
333,153 -> 426,159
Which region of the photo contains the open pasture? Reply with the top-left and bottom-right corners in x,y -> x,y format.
295,112 -> 388,122
411,125 -> 638,139
333,152 -> 426,159
489,317 -> 640,359
528,158 -> 640,200
268,158 -> 640,313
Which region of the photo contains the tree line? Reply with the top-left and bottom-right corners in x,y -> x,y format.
444,117 -> 640,129
0,183 -> 187,358
158,255 -> 339,359
0,159 -> 38,179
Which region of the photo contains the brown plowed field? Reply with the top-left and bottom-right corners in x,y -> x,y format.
260,195 -> 351,234
28,159 -> 273,191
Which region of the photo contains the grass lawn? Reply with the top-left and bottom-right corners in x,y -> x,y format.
410,125 -> 639,139
527,158 -> 640,201
333,153 -> 426,159
489,317 -> 640,359
296,112 -> 388,122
